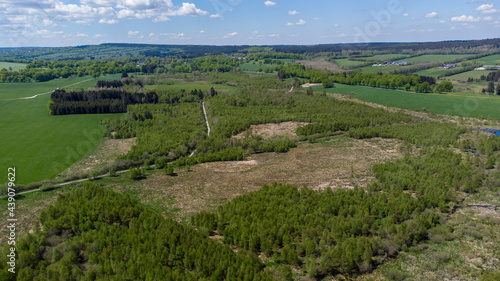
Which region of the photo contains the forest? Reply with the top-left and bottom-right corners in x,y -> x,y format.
0,183 -> 273,281
48,88 -> 158,115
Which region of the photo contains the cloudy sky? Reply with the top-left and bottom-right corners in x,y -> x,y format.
1,0 -> 499,47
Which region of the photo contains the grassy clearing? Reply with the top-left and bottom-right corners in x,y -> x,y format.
318,84 -> 500,119
239,62 -> 276,72
0,62 -> 27,71
333,59 -> 366,67
0,74 -> 124,184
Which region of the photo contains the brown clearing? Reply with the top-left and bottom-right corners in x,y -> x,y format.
232,121 -> 310,140
60,137 -> 136,177
111,136 -> 404,221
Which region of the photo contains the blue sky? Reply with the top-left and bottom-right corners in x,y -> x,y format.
1,0 -> 499,47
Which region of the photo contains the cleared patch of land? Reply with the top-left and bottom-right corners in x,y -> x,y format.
60,137 -> 136,177
105,135 -> 404,221
232,121 -> 311,140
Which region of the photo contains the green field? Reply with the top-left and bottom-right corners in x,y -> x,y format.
466,54 -> 500,65
447,70 -> 497,81
0,62 -> 27,71
398,54 -> 472,64
316,84 -> 500,119
0,74 -> 124,184
333,58 -> 366,67
415,68 -> 450,77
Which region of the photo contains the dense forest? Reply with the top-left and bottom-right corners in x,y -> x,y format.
0,183 -> 273,280
48,88 -> 158,115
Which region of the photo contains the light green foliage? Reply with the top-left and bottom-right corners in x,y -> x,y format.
0,183 -> 272,280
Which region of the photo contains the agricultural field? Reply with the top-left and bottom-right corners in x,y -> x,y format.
333,58 -> 366,67
466,54 -> 500,65
398,54 -> 473,64
447,69 -> 497,81
414,67 -> 450,77
0,74 -> 124,184
0,61 -> 27,71
317,83 -> 500,119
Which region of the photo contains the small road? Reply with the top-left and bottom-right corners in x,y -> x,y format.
202,101 -> 211,136
4,78 -> 95,101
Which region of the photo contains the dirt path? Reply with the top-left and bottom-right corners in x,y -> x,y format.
202,101 -> 211,136
4,78 -> 95,101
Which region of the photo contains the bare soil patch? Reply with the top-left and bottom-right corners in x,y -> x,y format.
232,121 -> 311,140
296,59 -> 345,72
114,136 -> 404,221
60,137 -> 136,177
300,83 -> 322,88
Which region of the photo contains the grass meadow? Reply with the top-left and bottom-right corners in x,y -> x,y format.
0,74 -> 124,184
317,84 -> 500,119
0,62 -> 27,71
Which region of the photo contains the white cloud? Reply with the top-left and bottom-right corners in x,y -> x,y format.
287,19 -> 306,26
76,32 -> 88,37
450,15 -> 481,22
476,4 -> 493,11
199,30 -> 205,33
403,13 -> 409,16
99,18 -> 119,24
440,20 -> 446,23
223,32 -> 238,38
476,4 -> 498,14
425,12 -> 437,18
127,30 -> 143,38
210,13 -> 221,18
264,1 -> 276,7
288,10 -> 298,15
160,32 -> 189,40
483,16 -> 493,21
94,34 -> 105,38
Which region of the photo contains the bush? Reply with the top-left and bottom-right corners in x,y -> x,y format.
129,168 -> 144,180
386,268 -> 405,281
